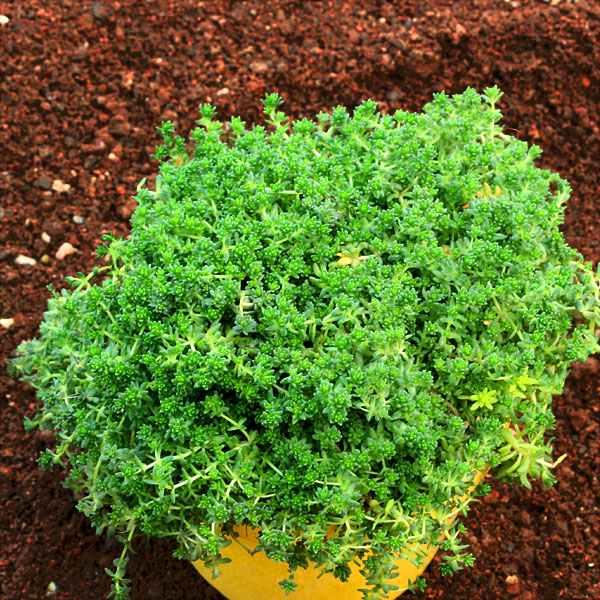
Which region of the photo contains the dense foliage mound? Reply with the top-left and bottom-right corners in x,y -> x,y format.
11,88 -> 600,599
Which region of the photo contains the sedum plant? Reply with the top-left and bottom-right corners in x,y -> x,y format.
11,87 -> 600,599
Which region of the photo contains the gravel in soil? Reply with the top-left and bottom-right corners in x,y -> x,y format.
1,1 -> 599,599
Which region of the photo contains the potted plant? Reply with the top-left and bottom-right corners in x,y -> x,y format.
10,87 -> 600,600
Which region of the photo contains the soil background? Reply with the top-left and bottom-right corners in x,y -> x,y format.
1,1 -> 599,599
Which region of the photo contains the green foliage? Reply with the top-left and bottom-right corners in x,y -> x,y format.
10,87 -> 600,599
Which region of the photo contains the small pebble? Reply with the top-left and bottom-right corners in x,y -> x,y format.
55,242 -> 76,260
39,430 -> 54,443
216,87 -> 230,96
0,15 -> 9,25
250,60 -> 269,74
40,254 -> 51,264
34,177 -> 52,190
52,179 -> 71,194
91,2 -> 106,19
41,231 -> 51,243
0,318 -> 14,329
117,198 -> 137,220
15,254 -> 37,266
46,581 -> 57,596
72,43 -> 89,62
72,215 -> 85,224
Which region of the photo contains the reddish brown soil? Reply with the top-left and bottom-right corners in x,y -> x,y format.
1,1 -> 599,599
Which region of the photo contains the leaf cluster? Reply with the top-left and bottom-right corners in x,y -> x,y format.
10,87 -> 600,599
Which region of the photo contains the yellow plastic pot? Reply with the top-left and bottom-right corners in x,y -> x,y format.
192,469 -> 487,600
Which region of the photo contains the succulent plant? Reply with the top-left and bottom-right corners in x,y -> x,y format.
11,87 -> 600,599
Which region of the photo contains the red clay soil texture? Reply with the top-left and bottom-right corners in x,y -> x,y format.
1,1 -> 599,599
